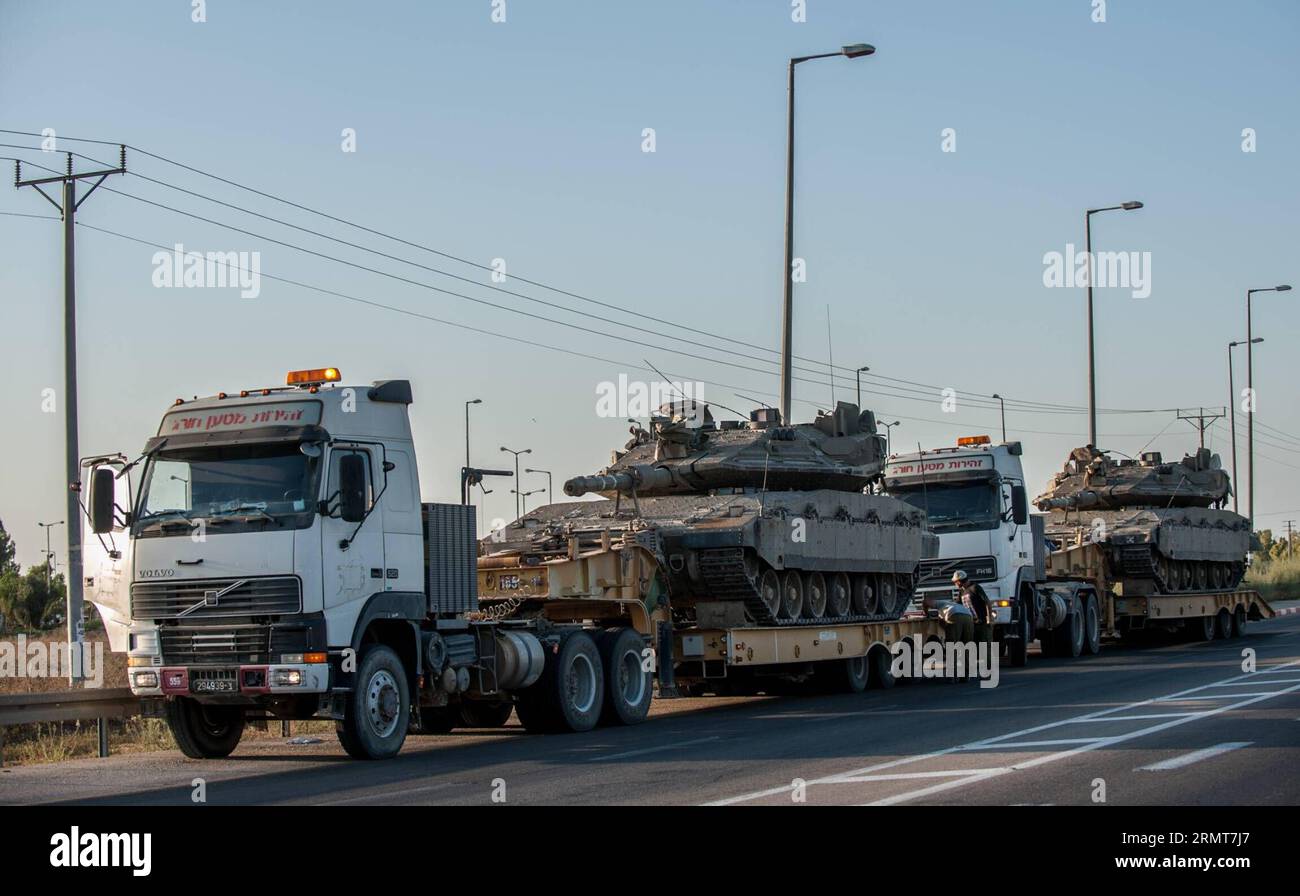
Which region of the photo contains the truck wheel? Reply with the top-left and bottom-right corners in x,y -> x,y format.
597,627 -> 652,726
1215,608 -> 1233,640
1231,605 -> 1247,637
1059,595 -> 1085,658
517,631 -> 605,734
459,700 -> 514,728
1193,612 -> 1217,642
1006,610 -> 1031,668
336,644 -> 410,759
1083,594 -> 1101,655
819,655 -> 870,693
165,698 -> 245,759
869,645 -> 897,689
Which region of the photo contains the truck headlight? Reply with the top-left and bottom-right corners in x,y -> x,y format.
132,670 -> 159,689
272,669 -> 303,687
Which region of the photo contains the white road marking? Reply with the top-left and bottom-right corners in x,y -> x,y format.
592,735 -> 720,762
705,660 -> 1300,806
1137,742 -> 1253,772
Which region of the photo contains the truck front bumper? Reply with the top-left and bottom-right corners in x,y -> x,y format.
129,663 -> 331,698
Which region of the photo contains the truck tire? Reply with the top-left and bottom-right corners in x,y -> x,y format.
817,655 -> 870,693
1051,595 -> 1084,658
1193,612 -> 1217,642
1083,594 -> 1101,655
336,644 -> 411,759
596,627 -> 652,726
1215,608 -> 1233,640
165,698 -> 245,759
869,645 -> 897,689
458,700 -> 514,728
1231,605 -> 1247,638
1006,606 -> 1031,668
517,630 -> 605,734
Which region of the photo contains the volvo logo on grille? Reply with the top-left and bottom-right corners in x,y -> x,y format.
138,569 -> 175,578
177,580 -> 246,617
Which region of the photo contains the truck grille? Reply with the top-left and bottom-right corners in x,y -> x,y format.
160,626 -> 271,665
917,556 -> 997,589
131,576 -> 301,621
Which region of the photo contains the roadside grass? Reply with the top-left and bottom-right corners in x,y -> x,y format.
1245,554 -> 1300,604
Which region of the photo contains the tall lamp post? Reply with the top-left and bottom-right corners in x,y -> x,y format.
37,520 -> 64,592
1246,285 -> 1292,530
1227,338 -> 1262,514
855,365 -> 870,408
517,488 -> 544,516
463,399 -> 482,504
500,446 -> 531,519
880,420 -> 900,456
1083,201 -> 1144,446
779,43 -> 876,425
525,468 -> 553,506
991,394 -> 1007,443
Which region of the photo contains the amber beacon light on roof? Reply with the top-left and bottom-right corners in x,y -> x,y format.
957,435 -> 991,447
286,367 -> 342,386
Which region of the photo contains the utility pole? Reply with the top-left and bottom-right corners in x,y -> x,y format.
16,149 -> 126,683
1286,520 -> 1296,560
1176,407 -> 1226,450
37,520 -> 64,593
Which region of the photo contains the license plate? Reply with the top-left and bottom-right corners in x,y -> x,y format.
192,676 -> 237,694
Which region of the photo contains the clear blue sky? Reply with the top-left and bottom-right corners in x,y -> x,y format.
2,0 -> 1298,568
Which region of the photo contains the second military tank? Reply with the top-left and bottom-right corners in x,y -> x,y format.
1035,445 -> 1249,594
480,400 -> 936,626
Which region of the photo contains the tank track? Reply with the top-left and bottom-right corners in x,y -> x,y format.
696,548 -> 909,627
1115,545 -> 1244,593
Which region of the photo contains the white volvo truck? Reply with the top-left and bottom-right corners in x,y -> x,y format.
85,368 -> 656,759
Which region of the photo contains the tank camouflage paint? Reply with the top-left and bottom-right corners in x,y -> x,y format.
1035,446 -> 1249,594
481,401 -> 936,626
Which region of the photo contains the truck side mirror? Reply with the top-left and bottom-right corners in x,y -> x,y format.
90,467 -> 116,534
338,453 -> 367,523
1011,485 -> 1028,526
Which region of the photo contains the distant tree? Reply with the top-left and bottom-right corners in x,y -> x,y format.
0,562 -> 65,631
0,519 -> 17,576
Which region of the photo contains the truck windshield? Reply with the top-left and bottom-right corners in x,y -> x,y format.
134,442 -> 321,534
893,480 -> 1001,533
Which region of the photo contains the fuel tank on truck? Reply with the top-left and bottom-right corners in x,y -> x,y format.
481,401 -> 936,627
1035,445 -> 1249,594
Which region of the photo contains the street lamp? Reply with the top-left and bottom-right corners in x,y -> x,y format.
37,520 -> 64,592
779,43 -> 876,425
855,365 -> 870,408
1227,338 -> 1263,514
500,446 -> 532,519
525,468 -> 553,506
880,420 -> 900,456
464,399 -> 482,504
515,488 -> 544,516
1246,285 -> 1291,530
991,394 -> 1007,443
1083,200 -> 1144,446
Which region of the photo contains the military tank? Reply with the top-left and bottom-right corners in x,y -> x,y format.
1034,445 -> 1249,594
479,400 -> 936,627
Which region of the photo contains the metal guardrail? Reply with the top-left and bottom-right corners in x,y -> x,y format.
0,688 -> 141,765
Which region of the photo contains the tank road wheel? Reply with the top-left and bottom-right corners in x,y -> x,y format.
165,698 -> 246,759
1232,605 -> 1247,637
517,630 -> 605,734
597,627 -> 652,726
876,575 -> 898,618
852,574 -> 878,615
827,572 -> 852,619
1083,593 -> 1101,655
1193,563 -> 1208,591
336,644 -> 410,760
1180,562 -> 1194,592
780,570 -> 805,620
1215,608 -> 1233,640
803,572 -> 828,620
1155,556 -> 1173,592
758,569 -> 782,618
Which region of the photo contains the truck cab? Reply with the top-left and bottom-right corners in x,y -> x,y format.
883,436 -> 1043,666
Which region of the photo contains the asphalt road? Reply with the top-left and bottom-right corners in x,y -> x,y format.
3,608 -> 1298,806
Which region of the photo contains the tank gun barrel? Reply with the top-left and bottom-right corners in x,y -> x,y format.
565,464 -> 680,497
1038,490 -> 1102,510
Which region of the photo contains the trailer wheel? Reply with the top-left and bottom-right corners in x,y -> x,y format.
517,630 -> 605,734
336,644 -> 411,759
597,627 -> 652,726
459,700 -> 514,728
1215,608 -> 1233,640
1193,612 -> 1217,642
820,655 -> 870,693
869,645 -> 897,689
1083,593 -> 1101,655
165,698 -> 245,759
1232,605 -> 1247,637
